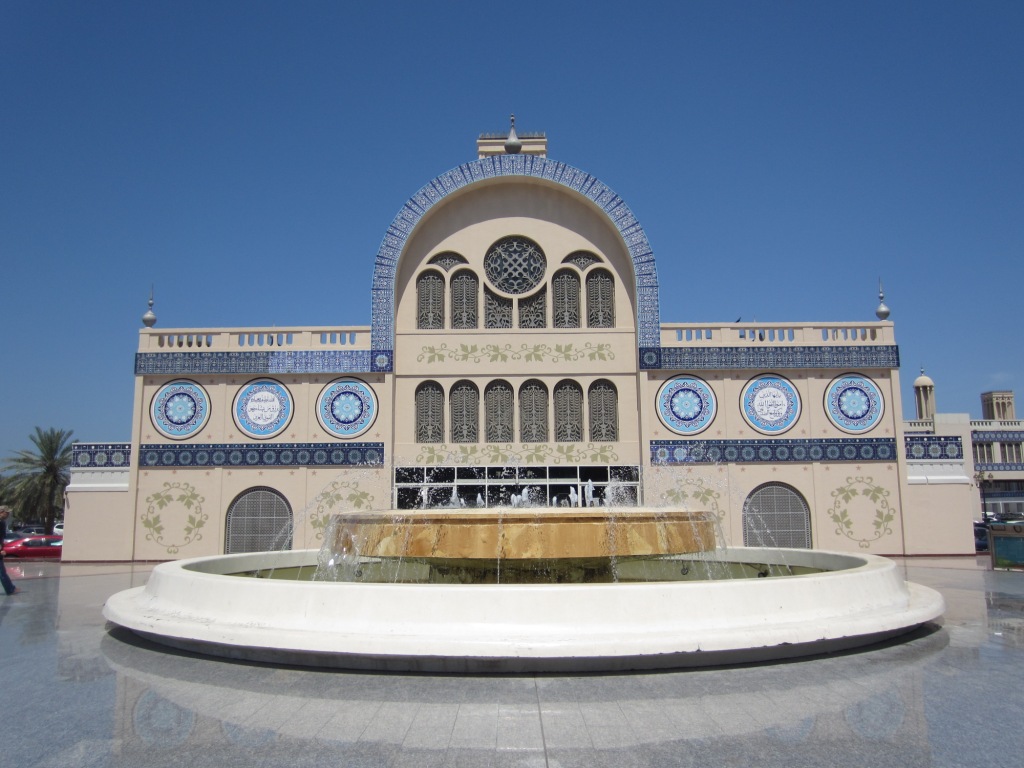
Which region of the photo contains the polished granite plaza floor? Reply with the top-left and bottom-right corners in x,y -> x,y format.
2,556 -> 1023,767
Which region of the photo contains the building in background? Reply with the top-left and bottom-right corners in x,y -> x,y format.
64,124 -> 981,561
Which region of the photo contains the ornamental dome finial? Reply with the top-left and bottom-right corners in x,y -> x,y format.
875,278 -> 890,320
142,286 -> 157,327
504,114 -> 522,154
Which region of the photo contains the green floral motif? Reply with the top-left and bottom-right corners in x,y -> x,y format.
142,482 -> 207,555
828,476 -> 895,548
414,443 -> 618,465
660,477 -> 723,526
417,342 -> 615,365
310,480 -> 375,540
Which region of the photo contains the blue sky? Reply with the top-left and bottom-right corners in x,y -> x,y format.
2,1 -> 1022,454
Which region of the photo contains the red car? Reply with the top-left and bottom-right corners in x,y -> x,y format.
2,535 -> 63,559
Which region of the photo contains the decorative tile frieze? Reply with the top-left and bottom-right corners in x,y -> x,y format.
975,463 -> 1024,472
905,436 -> 963,461
139,442 -> 385,468
73,443 -> 132,468
135,350 -> 375,376
647,345 -> 900,370
973,431 -> 1024,441
370,155 -> 662,361
650,438 -> 898,465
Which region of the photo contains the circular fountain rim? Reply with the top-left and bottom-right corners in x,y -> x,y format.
103,547 -> 944,672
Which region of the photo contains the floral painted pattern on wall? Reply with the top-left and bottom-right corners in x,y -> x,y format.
417,342 -> 615,365
659,475 -> 724,528
141,482 -> 208,554
414,443 -> 619,465
309,480 -> 375,540
827,476 -> 895,548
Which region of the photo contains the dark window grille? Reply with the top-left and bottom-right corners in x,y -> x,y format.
742,483 -> 812,548
225,487 -> 292,554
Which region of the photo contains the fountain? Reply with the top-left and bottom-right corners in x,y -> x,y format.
103,500 -> 944,672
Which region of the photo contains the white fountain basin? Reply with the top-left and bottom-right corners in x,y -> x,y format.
103,547 -> 944,672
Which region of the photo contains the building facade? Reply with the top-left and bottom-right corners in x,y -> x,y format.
64,129 -> 980,561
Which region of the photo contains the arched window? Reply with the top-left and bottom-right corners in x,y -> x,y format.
427,251 -> 468,271
485,380 -> 514,442
518,287 -> 547,328
742,483 -> 811,548
588,380 -> 618,441
554,380 -> 583,442
450,380 -> 479,443
225,487 -> 292,554
552,269 -> 581,328
417,271 -> 445,330
485,286 -> 513,328
450,270 -> 478,329
586,269 -> 615,328
519,380 -> 549,443
415,381 -> 445,443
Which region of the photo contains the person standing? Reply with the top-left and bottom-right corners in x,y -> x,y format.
0,506 -> 18,596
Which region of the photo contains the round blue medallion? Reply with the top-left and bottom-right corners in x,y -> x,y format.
656,376 -> 717,435
740,375 -> 801,435
824,374 -> 884,434
233,380 -> 293,439
317,378 -> 377,438
151,381 -> 210,440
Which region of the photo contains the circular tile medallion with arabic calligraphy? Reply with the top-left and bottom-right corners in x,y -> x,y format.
825,374 -> 884,433
656,376 -> 717,435
233,380 -> 293,439
740,375 -> 801,435
317,378 -> 377,438
151,380 -> 210,440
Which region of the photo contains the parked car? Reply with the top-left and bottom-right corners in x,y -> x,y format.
2,535 -> 63,559
53,522 -> 64,535
975,522 -> 990,552
14,524 -> 47,536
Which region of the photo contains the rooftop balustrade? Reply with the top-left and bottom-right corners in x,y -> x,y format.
659,322 -> 895,347
139,326 -> 372,353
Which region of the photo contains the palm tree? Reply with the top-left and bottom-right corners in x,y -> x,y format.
3,427 -> 74,534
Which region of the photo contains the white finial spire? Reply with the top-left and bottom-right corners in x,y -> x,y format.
142,286 -> 157,327
875,278 -> 890,320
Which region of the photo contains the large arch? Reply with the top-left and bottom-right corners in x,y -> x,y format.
368,154 -> 661,371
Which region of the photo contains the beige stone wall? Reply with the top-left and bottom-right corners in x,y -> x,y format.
61,488 -> 134,561
129,467 -> 390,561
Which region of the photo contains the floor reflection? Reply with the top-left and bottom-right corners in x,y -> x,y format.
1,559 -> 1019,767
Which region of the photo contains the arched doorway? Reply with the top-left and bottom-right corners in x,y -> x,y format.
742,482 -> 811,548
224,487 -> 293,554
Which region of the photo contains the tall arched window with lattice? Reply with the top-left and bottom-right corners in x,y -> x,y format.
588,379 -> 618,442
518,287 -> 547,328
484,286 -> 513,328
225,487 -> 292,554
417,271 -> 445,330
450,380 -> 479,443
554,380 -> 583,442
742,483 -> 811,548
485,380 -> 514,442
415,381 -> 445,443
519,380 -> 549,443
586,269 -> 615,328
450,270 -> 478,329
552,269 -> 581,328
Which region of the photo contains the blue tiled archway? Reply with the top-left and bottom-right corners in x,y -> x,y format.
368,154 -> 661,371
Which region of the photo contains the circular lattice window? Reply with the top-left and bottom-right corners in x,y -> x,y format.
483,236 -> 547,295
